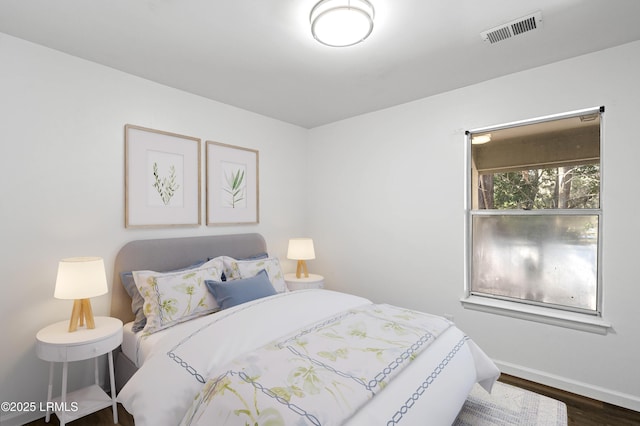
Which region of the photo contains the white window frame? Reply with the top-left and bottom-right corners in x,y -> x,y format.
462,106 -> 611,334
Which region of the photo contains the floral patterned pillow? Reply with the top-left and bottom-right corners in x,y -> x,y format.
228,257 -> 287,293
133,257 -> 224,334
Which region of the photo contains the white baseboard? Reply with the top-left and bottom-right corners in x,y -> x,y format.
495,359 -> 640,412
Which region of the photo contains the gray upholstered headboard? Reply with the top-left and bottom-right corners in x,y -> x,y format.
110,233 -> 267,323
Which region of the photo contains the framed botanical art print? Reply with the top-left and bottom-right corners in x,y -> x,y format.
125,124 -> 201,228
206,141 -> 259,225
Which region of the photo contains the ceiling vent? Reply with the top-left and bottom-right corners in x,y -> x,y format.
481,11 -> 543,44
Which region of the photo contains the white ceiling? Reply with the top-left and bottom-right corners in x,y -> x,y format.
2,1 -> 640,128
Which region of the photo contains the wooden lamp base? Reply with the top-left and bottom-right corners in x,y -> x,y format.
68,298 -> 96,332
295,260 -> 309,279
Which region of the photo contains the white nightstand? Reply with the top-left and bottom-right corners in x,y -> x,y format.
36,316 -> 123,426
285,273 -> 325,291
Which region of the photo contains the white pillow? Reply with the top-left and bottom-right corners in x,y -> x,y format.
229,257 -> 288,293
133,257 -> 224,334
219,256 -> 242,281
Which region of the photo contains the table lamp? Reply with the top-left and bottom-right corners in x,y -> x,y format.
54,257 -> 108,332
287,238 -> 316,278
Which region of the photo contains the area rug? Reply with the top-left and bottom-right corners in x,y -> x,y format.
453,381 -> 568,425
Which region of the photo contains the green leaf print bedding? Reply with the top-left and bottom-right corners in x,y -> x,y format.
180,304 -> 452,426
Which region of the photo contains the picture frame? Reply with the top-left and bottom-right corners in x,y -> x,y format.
206,141 -> 259,225
125,124 -> 201,228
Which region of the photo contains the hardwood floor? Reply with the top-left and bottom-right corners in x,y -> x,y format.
498,374 -> 640,426
24,375 -> 640,425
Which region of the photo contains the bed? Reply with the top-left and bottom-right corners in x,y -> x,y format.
110,233 -> 500,425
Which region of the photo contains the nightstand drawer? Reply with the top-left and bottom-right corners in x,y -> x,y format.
65,331 -> 122,361
287,280 -> 325,291
36,344 -> 68,362
285,273 -> 324,291
36,317 -> 123,362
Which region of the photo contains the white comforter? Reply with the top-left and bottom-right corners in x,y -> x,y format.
118,290 -> 499,425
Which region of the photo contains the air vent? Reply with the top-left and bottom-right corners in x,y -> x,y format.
481,11 -> 543,44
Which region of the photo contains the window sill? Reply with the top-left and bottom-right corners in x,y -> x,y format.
460,295 -> 612,335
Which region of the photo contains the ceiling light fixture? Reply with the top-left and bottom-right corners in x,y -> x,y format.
310,0 -> 375,47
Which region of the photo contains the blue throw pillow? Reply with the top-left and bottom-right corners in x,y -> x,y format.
120,272 -> 148,332
205,269 -> 276,310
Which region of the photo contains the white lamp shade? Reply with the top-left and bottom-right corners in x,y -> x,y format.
287,238 -> 316,260
54,257 -> 108,300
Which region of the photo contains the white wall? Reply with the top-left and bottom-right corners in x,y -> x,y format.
308,41 -> 640,410
0,33 -> 309,425
2,30 -> 640,425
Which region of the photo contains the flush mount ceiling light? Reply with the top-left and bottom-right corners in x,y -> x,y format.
310,0 -> 375,47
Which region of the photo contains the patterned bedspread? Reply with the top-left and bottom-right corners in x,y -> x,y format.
118,290 -> 499,426
181,304 -> 452,425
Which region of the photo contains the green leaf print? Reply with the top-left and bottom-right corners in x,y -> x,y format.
196,295 -> 207,309
348,323 -> 368,339
289,365 -> 323,395
270,387 -> 292,402
255,407 -> 286,426
160,298 -> 178,320
174,282 -> 197,315
270,385 -> 304,403
224,168 -> 246,208
318,348 -> 349,362
382,321 -> 411,336
152,162 -> 180,205
182,271 -> 197,280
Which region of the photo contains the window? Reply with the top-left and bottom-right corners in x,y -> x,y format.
466,107 -> 603,318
